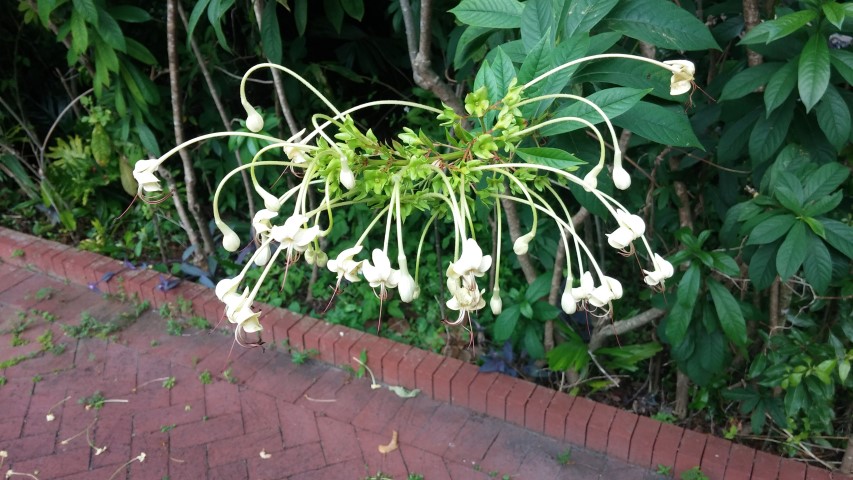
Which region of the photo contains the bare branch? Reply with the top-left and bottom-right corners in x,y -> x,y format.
252,0 -> 300,137
588,308 -> 666,351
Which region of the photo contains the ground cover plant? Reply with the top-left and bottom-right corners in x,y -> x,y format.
1,0 -> 851,473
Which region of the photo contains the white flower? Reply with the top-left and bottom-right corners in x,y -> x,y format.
582,164 -> 603,192
397,256 -> 417,303
254,243 -> 271,266
663,60 -> 695,96
246,109 -> 264,132
606,226 -> 634,250
446,276 -> 486,324
449,238 -> 492,278
217,220 -> 241,252
253,209 -> 278,238
589,285 -> 615,308
257,189 -> 281,212
513,231 -> 535,256
615,209 -> 646,237
362,249 -> 400,291
132,159 -> 163,193
605,276 -> 624,299
269,214 -> 321,252
571,271 -> 595,301
612,164 -> 631,190
215,276 -> 242,302
560,285 -> 577,314
230,304 -> 262,333
339,156 -> 355,190
328,246 -> 364,282
643,253 -> 675,286
490,288 -> 502,315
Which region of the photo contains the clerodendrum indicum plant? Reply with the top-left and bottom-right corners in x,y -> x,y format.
133,54 -> 694,346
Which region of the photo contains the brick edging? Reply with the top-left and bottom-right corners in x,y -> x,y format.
0,227 -> 848,480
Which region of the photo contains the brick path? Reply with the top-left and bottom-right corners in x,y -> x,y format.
0,260 -> 660,479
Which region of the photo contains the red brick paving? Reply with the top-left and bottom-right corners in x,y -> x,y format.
1,228 -> 847,480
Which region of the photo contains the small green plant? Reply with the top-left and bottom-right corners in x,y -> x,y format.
652,412 -> 677,424
188,316 -> 210,330
407,475 -> 424,480
32,375 -> 42,383
34,287 -> 54,300
11,249 -> 24,257
79,391 -> 106,410
0,376 -> 6,387
222,369 -> 237,384
160,424 -> 176,433
291,348 -> 318,365
176,296 -> 193,315
162,377 -> 176,389
34,309 -> 57,322
8,315 -> 32,347
10,335 -> 28,347
355,349 -> 368,378
680,467 -> 709,480
656,464 -> 673,476
166,319 -> 183,336
723,423 -> 738,440
62,312 -> 119,339
556,448 -> 573,466
198,370 -> 213,385
150,340 -> 160,347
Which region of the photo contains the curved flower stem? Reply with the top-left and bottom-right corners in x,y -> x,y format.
383,182 -> 399,254
426,165 -> 464,254
355,204 -> 392,248
156,131 -> 285,167
524,53 -> 683,90
248,238 -> 283,303
513,116 -> 607,175
473,167 -> 538,238
241,62 -> 342,116
543,184 -> 579,280
414,212 -> 438,283
247,139 -> 313,202
493,199 -> 503,290
212,160 -> 300,224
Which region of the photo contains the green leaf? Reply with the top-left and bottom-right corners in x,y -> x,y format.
541,87 -> 650,136
135,119 -> 160,156
803,191 -> 843,218
521,0 -> 555,52
821,219 -> 853,260
515,148 -> 584,170
449,0 -> 525,28
776,221 -> 808,280
454,26 -> 494,68
72,0 -> 98,24
664,263 -> 701,345
829,50 -> 853,85
720,63 -> 783,101
798,34 -> 831,112
208,0 -> 235,51
563,0 -> 618,38
526,34 -> 589,108
774,172 -> 805,213
38,0 -> 58,28
710,252 -> 740,276
523,326 -> 545,360
531,301 -> 560,321
803,234 -> 832,294
815,85 -> 851,152
520,302 -> 534,319
803,162 -> 849,202
525,273 -> 552,302
339,0 -> 364,21
748,97 -> 794,164
125,38 -> 156,65
186,0 -> 212,43
746,214 -> 796,246
294,0 -> 307,37
494,304 -> 521,342
739,10 -> 817,45
108,5 -> 151,23
717,107 -> 762,163
603,0 -> 719,51
802,216 -> 826,238
839,360 -> 850,383
764,59 -> 798,115
483,48 -> 516,104
547,339 -> 590,371
96,10 -> 126,52
517,35 -> 552,85
613,101 -> 704,149
822,2 -> 845,30
70,10 -> 88,56
707,279 -> 747,347
749,241 -> 780,290
261,0 -> 282,64
785,383 -> 806,415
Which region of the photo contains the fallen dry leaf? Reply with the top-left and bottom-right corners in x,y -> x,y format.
377,430 -> 398,454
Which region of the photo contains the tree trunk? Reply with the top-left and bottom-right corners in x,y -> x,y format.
841,434 -> 853,474
743,0 -> 764,67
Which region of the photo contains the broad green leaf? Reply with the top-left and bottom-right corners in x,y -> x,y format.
749,241 -> 780,290
774,172 -> 805,213
123,62 -> 158,105
526,33 -> 589,110
803,162 -> 849,202
96,10 -> 126,52
815,85 -> 851,152
802,216 -> 826,238
531,301 -> 560,321
125,38 -> 156,65
541,88 -> 650,136
523,326 -> 545,360
93,36 -> 119,72
517,35 -> 552,85
803,234 -> 832,294
521,0 -> 555,52
739,10 -> 817,45
72,0 -> 98,24
822,2 -> 845,29
613,101 -> 704,149
664,263 -> 701,345
571,58 -> 673,99
294,0 -> 307,37
38,0 -> 58,28
261,0 -> 282,64
839,360 -> 851,383
340,0 -> 364,21
547,339 -> 590,371
135,120 -> 160,156
785,383 -> 806,415
804,191 -> 843,218
776,221 -> 808,280
821,219 -> 853,259
563,0 -> 619,38
707,279 -> 747,347
710,252 -> 740,276
453,26 -> 492,69
520,302 -> 534,320
829,50 -> 853,85
525,273 -> 552,302
449,0 -> 525,28
186,0 -> 212,44
746,214 -> 796,246
70,10 -> 88,56
604,0 -> 719,50
748,97 -> 794,164
717,107 -> 761,163
720,63 -> 782,101
324,0 -> 343,33
108,5 -> 151,23
494,304 -> 521,341
483,48 -> 516,104
764,59 -> 798,115
798,34 -> 831,112
516,147 -> 584,170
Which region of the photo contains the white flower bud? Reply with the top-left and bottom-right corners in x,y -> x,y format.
582,164 -> 603,192
258,189 -> 281,212
246,109 -> 264,132
606,226 -> 634,250
490,288 -> 502,315
217,221 -> 240,252
254,244 -> 271,266
513,231 -> 535,255
560,287 -> 577,314
339,157 -> 355,190
613,165 -> 631,190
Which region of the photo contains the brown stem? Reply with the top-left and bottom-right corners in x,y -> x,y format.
177,3 -> 257,223
674,370 -> 690,418
499,192 -> 536,285
167,0 -> 214,260
398,0 -> 465,114
588,308 -> 666,351
252,0 -> 300,137
768,276 -> 780,336
156,166 -> 202,257
841,434 -> 853,474
742,0 -> 764,67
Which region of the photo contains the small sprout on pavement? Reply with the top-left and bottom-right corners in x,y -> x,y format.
162,377 -> 176,389
557,448 -> 573,466
290,349 -> 318,365
160,424 -> 176,433
198,370 -> 213,385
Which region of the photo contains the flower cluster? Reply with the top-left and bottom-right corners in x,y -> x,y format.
132,54 -> 692,343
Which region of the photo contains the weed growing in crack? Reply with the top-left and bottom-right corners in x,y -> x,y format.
290,349 -> 318,365
62,312 -> 120,339
556,448 -> 573,466
198,370 -> 213,385
162,377 -> 176,389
